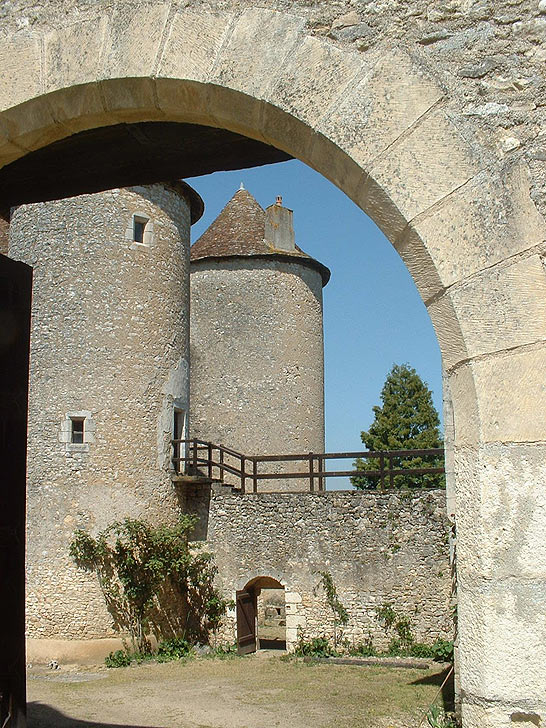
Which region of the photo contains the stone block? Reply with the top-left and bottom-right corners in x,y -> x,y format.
211,9 -> 305,99
45,83 -> 116,136
403,164 -> 546,289
44,16 -> 111,92
99,78 -> 164,124
473,346 -> 546,443
159,10 -> 231,83
285,614 -> 305,629
285,591 -> 303,604
319,48 -> 444,173
103,3 -> 170,78
458,575 -> 546,712
368,108 -> 479,238
0,130 -> 25,170
268,35 -> 363,127
0,96 -> 62,154
155,78 -> 219,128
455,443 -> 546,580
446,364 -> 480,445
0,34 -> 41,110
445,254 -> 546,361
427,291 -> 468,371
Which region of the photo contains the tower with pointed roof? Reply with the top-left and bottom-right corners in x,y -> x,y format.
190,187 -> 330,491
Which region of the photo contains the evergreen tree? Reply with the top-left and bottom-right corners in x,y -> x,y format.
351,364 -> 445,490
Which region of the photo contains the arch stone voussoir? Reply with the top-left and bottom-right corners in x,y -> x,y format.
318,47 -> 445,174
0,33 -> 41,110
366,107 -> 480,240
208,8 -> 307,100
43,15 -> 112,93
158,10 -> 232,83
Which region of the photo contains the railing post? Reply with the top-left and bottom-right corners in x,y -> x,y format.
309,452 -> 315,492
192,440 -> 198,476
318,455 -> 324,491
389,453 -> 394,489
172,439 -> 177,474
252,458 -> 258,493
207,442 -> 213,480
219,445 -> 225,483
379,453 -> 385,491
240,455 -> 246,493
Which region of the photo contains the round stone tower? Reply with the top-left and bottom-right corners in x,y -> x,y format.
8,182 -> 203,657
190,187 -> 330,492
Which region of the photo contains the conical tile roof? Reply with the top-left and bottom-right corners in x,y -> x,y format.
190,187 -> 330,285
190,187 -> 267,259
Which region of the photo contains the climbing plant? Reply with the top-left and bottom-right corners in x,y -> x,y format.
69,516 -> 230,653
314,571 -> 349,649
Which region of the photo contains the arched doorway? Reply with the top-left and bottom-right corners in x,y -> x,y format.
0,6 -> 544,726
236,576 -> 287,655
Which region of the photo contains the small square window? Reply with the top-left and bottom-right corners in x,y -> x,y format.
71,418 -> 84,444
133,216 -> 148,243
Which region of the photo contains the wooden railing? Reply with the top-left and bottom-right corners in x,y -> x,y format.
171,439 -> 445,493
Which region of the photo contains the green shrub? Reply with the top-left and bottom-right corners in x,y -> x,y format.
156,638 -> 192,662
349,640 -> 377,657
105,649 -> 132,668
207,643 -> 239,659
294,636 -> 335,658
430,638 -> 454,662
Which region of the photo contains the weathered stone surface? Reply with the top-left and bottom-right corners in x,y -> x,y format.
268,35 -> 363,126
480,346 -> 545,443
331,10 -> 360,30
211,8 -> 306,99
457,58 -> 496,78
320,48 -> 444,173
445,254 -> 546,361
159,10 -> 231,82
368,108 -> 479,240
190,257 -> 326,489
402,164 -> 545,290
44,15 -> 111,92
0,33 -> 41,110
103,3 -> 170,78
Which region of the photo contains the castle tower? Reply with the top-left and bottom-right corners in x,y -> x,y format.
8,182 -> 203,657
190,187 -> 330,491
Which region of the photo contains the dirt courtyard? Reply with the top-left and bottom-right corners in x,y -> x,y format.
27,652 -> 452,728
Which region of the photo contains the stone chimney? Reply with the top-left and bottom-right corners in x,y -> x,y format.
264,196 -> 295,252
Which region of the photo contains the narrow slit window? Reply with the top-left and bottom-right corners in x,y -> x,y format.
71,417 -> 84,444
133,216 -> 148,243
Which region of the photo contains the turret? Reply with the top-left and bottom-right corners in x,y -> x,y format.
8,182 -> 203,655
189,186 -> 329,491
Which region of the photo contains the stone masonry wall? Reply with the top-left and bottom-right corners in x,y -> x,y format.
190,258 -> 325,491
9,184 -> 193,640
186,486 -> 452,651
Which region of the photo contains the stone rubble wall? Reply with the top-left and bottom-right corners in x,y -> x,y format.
187,486 -> 452,652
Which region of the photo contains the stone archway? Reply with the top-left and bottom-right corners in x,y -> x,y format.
0,5 -> 545,727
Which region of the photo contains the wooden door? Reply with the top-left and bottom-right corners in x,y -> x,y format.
236,589 -> 257,655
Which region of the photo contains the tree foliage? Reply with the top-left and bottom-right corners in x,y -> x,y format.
351,364 -> 444,490
69,516 -> 230,652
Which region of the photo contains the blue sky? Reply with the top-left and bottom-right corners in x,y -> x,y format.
187,160 -> 442,487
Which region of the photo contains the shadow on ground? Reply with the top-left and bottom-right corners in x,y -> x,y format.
28,702 -> 164,728
411,666 -> 455,712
